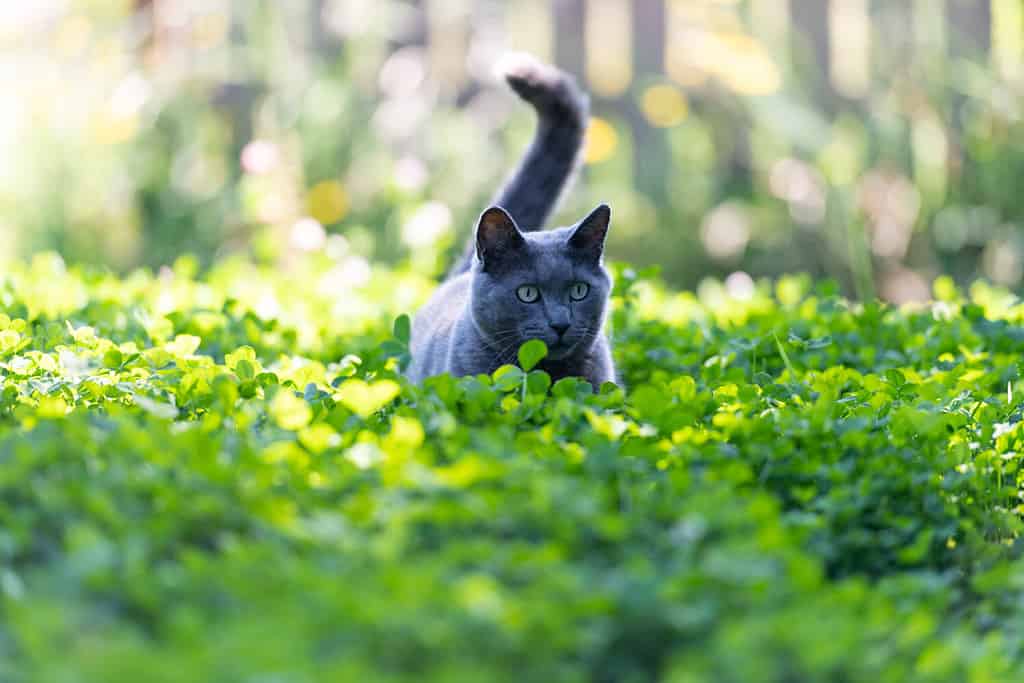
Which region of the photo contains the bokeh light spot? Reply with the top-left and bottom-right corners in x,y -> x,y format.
54,15 -> 92,56
701,202 -> 750,262
93,111 -> 139,145
192,11 -> 229,50
984,239 -> 1024,286
402,201 -> 452,248
307,181 -> 349,225
641,85 -> 688,128
585,117 -> 618,165
712,33 -> 781,96
241,140 -> 281,175
725,271 -> 756,300
290,218 -> 327,252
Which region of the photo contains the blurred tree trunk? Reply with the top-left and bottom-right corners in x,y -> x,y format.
309,0 -> 334,54
630,1 -> 670,204
133,0 -> 153,20
945,0 -> 991,204
947,0 -> 991,57
133,0 -> 158,60
554,0 -> 586,77
398,0 -> 429,49
789,0 -> 833,113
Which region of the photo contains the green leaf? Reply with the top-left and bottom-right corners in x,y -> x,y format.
674,376 -> 697,400
298,423 -> 340,453
804,336 -> 833,350
885,369 -> 906,387
238,381 -> 259,399
393,314 -> 411,344
517,339 -> 547,372
552,377 -> 589,398
773,332 -> 796,376
102,348 -> 123,369
256,372 -> 280,387
630,384 -> 669,418
334,379 -> 400,419
235,359 -> 255,381
0,330 -> 21,354
492,365 -> 525,391
270,390 -> 312,430
525,371 -> 552,395
165,334 -> 201,357
379,340 -> 406,357
226,346 -> 257,370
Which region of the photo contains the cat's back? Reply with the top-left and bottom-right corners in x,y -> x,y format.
407,273 -> 471,380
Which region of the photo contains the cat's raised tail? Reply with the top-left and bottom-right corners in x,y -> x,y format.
448,53 -> 589,278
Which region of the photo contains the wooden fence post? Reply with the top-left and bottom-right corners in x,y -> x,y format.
790,0 -> 833,112
947,0 -> 992,58
631,0 -> 669,203
554,0 -> 587,77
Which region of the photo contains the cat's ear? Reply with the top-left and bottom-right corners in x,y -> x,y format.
475,206 -> 525,269
568,203 -> 611,261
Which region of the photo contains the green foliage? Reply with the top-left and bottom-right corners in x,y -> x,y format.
3,255 -> 1024,681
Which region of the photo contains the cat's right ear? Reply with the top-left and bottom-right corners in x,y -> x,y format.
475,206 -> 525,270
568,203 -> 611,263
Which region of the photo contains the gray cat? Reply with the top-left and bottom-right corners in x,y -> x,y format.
407,55 -> 615,389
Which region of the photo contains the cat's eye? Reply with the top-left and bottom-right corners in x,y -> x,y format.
569,282 -> 590,301
516,285 -> 540,303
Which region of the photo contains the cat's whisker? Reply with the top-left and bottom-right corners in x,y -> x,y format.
492,339 -> 524,366
483,329 -> 525,353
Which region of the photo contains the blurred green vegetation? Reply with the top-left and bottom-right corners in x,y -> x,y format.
1,0 -> 1024,301
3,252 -> 1024,680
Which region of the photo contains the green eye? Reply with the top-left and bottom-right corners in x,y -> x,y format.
569,282 -> 589,301
516,285 -> 540,303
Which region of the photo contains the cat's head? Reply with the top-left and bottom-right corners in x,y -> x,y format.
469,204 -> 612,362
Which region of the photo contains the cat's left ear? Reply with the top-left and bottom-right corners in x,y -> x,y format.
568,203 -> 611,261
476,206 -> 525,270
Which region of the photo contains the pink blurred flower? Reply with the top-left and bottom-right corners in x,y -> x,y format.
240,140 -> 280,175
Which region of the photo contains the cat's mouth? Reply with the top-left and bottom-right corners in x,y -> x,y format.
546,338 -> 576,360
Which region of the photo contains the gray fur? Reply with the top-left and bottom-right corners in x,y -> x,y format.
408,205 -> 616,389
408,56 -> 616,389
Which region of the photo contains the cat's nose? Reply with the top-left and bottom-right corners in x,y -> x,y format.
549,322 -> 570,338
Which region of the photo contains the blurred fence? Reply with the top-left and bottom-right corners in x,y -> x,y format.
131,0 -> 1015,203
2,1 -> 1023,301
391,1 -> 1007,191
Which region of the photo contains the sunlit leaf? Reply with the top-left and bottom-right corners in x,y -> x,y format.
334,379 -> 400,418
517,339 -> 547,372
271,390 -> 312,430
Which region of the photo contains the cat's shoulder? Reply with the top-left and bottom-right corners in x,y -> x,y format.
412,272 -> 471,337
422,272 -> 471,314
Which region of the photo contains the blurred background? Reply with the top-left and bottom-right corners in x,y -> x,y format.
1,0 -> 1022,301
